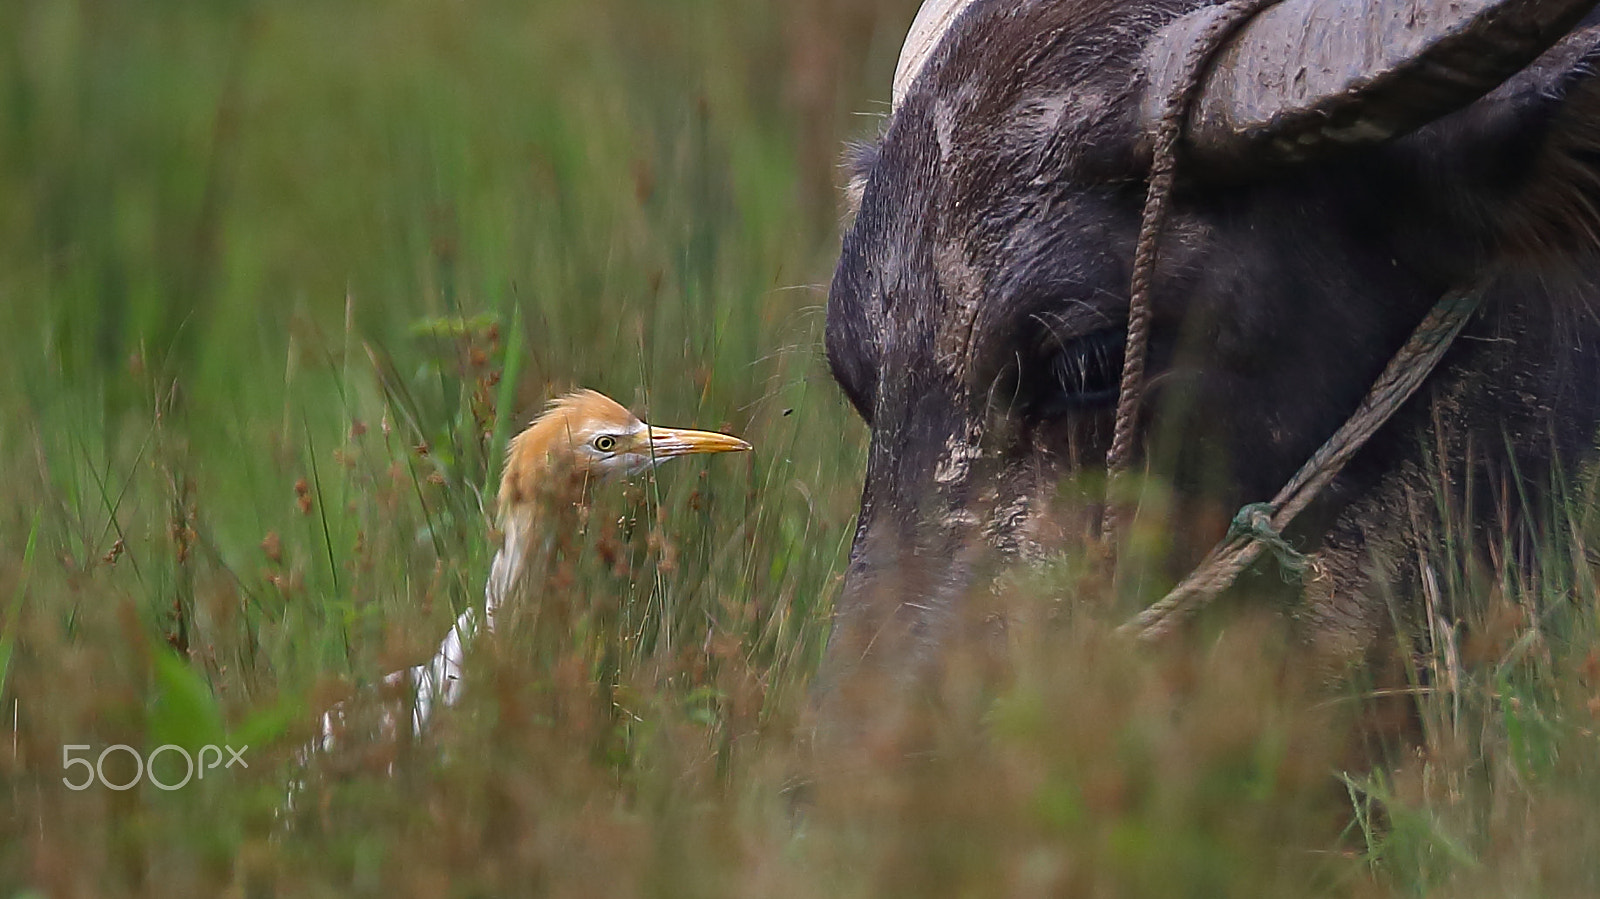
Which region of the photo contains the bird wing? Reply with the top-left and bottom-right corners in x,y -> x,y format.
400,605 -> 478,733
287,505 -> 536,816
386,507 -> 535,734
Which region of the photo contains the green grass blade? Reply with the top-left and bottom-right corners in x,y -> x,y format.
0,511 -> 42,702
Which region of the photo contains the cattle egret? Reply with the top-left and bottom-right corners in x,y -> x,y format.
320,389 -> 751,745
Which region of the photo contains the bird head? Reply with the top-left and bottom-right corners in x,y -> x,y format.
500,389 -> 751,508
485,389 -> 750,616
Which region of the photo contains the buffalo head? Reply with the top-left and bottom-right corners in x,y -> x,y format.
821,0 -> 1600,721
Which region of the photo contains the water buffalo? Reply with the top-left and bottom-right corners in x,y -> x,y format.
821,0 -> 1600,720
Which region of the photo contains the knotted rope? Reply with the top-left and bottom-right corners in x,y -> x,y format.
1120,283 -> 1486,641
1227,502 -> 1308,580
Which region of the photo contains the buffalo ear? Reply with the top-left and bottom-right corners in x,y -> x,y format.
841,139 -> 881,222
1419,22 -> 1600,259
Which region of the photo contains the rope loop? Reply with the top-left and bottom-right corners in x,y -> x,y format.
1101,0 -> 1285,545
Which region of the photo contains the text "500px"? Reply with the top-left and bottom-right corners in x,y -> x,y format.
62,744 -> 249,791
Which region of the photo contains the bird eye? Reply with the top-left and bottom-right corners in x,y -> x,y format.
592,435 -> 618,453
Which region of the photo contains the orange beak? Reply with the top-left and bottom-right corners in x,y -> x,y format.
643,425 -> 752,459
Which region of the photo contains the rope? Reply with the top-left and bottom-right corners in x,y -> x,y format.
1103,0 -> 1285,543
1096,0 -> 1486,639
1119,283 -> 1487,641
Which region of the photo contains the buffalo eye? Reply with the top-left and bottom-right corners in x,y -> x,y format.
1034,328 -> 1125,417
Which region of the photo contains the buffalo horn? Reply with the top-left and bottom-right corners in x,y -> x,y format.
1143,0 -> 1600,165
893,0 -> 981,109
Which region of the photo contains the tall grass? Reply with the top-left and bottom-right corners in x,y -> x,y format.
1,1 -> 1598,896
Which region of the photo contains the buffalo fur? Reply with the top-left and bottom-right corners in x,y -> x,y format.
822,0 -> 1600,708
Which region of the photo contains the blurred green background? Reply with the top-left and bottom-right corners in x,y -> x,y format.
0,0 -> 905,892
0,0 -> 900,655
2,1 -> 1599,896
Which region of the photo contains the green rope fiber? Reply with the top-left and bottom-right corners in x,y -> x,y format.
1226,502 -> 1307,581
